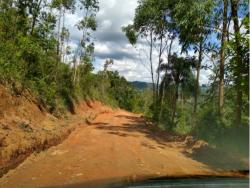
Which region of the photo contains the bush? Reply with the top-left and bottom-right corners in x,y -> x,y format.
194,106 -> 224,144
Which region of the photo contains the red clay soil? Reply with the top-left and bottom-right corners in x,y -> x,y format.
0,84 -> 113,178
0,108 -> 248,188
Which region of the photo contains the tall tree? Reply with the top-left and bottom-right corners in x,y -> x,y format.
218,0 -> 228,118
171,0 -> 215,114
230,0 -> 244,126
122,1 -> 157,98
123,0 -> 175,119
74,0 -> 98,85
51,0 -> 75,77
193,40 -> 204,114
160,54 -> 196,125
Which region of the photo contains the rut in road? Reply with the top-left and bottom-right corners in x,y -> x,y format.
0,110 -> 213,188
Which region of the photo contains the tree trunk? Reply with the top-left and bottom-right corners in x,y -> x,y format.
194,41 -> 203,114
60,8 -> 65,63
181,88 -> 184,112
57,6 -> 62,57
158,37 -> 174,123
149,29 -> 157,118
156,32 -> 163,98
30,0 -> 43,35
168,37 -> 174,64
159,79 -> 166,122
149,30 -> 155,96
55,5 -> 62,81
231,0 -> 243,126
172,82 -> 179,124
219,0 -> 228,118
73,57 -> 77,85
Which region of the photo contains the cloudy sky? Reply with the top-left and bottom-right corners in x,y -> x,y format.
64,0 -> 212,84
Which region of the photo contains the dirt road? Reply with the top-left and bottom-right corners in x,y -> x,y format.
0,110 -> 219,187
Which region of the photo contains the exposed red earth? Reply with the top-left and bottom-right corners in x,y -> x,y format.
0,85 -> 248,188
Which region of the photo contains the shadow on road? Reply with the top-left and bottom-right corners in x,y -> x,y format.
186,145 -> 249,172
92,114 -> 249,174
93,114 -> 185,147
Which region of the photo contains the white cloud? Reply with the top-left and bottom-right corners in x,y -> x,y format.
64,0 -> 212,84
95,43 -> 110,54
100,0 -> 116,9
101,20 -> 112,29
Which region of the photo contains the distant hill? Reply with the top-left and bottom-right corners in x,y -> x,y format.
200,84 -> 210,94
130,81 -> 152,90
131,81 -> 210,92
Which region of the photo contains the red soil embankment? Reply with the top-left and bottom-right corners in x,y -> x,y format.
0,85 -> 112,177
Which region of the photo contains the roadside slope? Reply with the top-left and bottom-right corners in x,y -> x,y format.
0,84 -> 113,177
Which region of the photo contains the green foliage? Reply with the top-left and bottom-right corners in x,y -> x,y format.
122,25 -> 137,45
51,0 -> 75,10
194,105 -> 223,142
174,102 -> 194,134
90,71 -> 145,112
171,0 -> 215,48
133,0 -> 168,33
158,53 -> 197,127
78,16 -> 97,31
226,15 -> 249,97
0,0 -> 100,116
28,79 -> 57,112
193,103 -> 249,157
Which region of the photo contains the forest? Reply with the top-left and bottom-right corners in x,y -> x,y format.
0,0 -> 249,153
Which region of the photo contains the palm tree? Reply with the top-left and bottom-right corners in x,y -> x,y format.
159,53 -> 196,125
